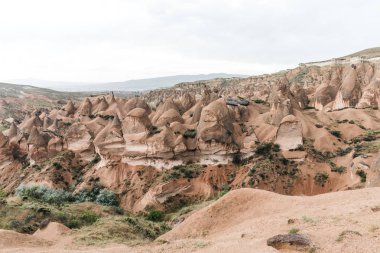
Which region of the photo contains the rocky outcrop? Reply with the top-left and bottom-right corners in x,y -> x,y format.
275,115 -> 303,150
267,234 -> 313,251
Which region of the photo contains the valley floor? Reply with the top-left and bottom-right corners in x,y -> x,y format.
3,187 -> 380,253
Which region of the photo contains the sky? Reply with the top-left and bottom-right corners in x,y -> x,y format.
0,0 -> 379,83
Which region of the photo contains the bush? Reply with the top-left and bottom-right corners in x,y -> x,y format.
96,189 -> 119,206
183,129 -> 197,139
146,210 -> 163,222
89,154 -> 101,166
15,184 -> 75,206
79,211 -> 99,224
336,147 -> 353,156
254,99 -> 266,104
356,170 -> 367,183
148,126 -> 161,136
255,142 -> 280,156
232,153 -> 242,165
315,124 -> 323,128
330,130 -> 342,138
16,184 -> 119,207
314,172 -> 329,187
330,162 -> 346,174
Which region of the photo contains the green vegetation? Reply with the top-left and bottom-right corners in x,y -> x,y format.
356,170 -> 367,183
163,164 -> 202,181
255,142 -> 280,156
336,230 -> 362,242
314,172 -> 329,187
329,162 -> 346,174
329,130 -> 342,138
336,147 -> 352,156
288,228 -> 300,234
16,184 -> 75,206
253,99 -> 266,104
218,184 -> 230,198
148,125 -> 161,136
146,209 -> 164,222
232,153 -> 242,165
183,129 -> 197,139
89,114 -> 114,120
16,184 -> 119,207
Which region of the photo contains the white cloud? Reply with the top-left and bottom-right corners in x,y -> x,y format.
0,0 -> 379,83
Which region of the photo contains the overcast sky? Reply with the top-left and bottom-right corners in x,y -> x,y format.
0,0 -> 379,83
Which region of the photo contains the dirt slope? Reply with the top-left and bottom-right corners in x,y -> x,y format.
2,188 -> 380,253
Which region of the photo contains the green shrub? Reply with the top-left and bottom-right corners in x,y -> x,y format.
336,147 -> 353,156
356,170 -> 367,183
255,142 -> 280,155
219,184 -> 230,197
330,130 -> 342,138
248,167 -> 256,176
146,210 -> 163,222
79,211 -> 99,224
232,153 -> 242,165
314,172 -> 329,187
183,129 -> 197,139
96,189 -> 119,206
330,162 -> 346,174
254,99 -> 266,104
315,124 -> 323,128
15,184 -> 75,206
148,126 -> 161,136
89,154 -> 101,166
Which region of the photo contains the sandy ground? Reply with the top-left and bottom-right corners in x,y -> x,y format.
3,187 -> 380,253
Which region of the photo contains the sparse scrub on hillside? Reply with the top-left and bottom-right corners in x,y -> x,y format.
336,147 -> 352,156
162,164 -> 202,181
329,162 -> 346,174
255,142 -> 280,156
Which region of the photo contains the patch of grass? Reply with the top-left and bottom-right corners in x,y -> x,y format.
336,230 -> 362,242
288,228 -> 300,234
302,215 -> 314,223
146,210 -> 164,222
369,225 -> 379,233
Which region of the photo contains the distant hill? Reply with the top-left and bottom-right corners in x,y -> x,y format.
343,47 -> 380,58
7,73 -> 248,92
